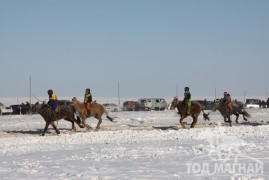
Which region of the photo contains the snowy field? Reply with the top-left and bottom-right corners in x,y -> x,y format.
0,97 -> 269,179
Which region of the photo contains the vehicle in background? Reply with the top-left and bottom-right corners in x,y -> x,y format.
103,103 -> 122,112
137,98 -> 168,111
195,100 -> 213,110
11,103 -> 32,115
58,100 -> 71,105
123,101 -> 151,111
0,102 -> 13,115
244,99 -> 260,108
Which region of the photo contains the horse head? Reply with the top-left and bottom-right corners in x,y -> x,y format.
28,102 -> 40,115
170,96 -> 178,110
211,99 -> 222,112
71,97 -> 77,102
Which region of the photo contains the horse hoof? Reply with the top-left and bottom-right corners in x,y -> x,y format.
181,122 -> 187,127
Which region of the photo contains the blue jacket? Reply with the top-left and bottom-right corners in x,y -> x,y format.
47,93 -> 58,110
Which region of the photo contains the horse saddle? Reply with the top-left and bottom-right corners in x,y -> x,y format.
54,106 -> 60,113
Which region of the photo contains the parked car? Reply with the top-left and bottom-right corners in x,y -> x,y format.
11,103 -> 32,115
195,100 -> 213,110
123,101 -> 151,111
137,98 -> 168,111
103,103 -> 122,112
244,99 -> 260,108
0,102 -> 13,115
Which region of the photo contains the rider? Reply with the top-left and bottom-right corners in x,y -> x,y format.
183,87 -> 191,115
223,92 -> 232,111
47,89 -> 59,112
84,88 -> 92,117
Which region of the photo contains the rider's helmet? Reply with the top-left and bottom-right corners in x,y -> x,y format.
184,87 -> 189,92
47,89 -> 53,96
224,92 -> 228,96
86,88 -> 90,93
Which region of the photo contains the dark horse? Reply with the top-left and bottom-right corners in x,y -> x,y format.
170,97 -> 210,128
29,102 -> 84,136
211,99 -> 250,126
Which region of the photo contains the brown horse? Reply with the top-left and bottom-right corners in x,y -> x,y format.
170,97 -> 210,128
71,97 -> 114,130
29,102 -> 84,136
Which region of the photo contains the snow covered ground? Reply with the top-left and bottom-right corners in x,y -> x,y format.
0,97 -> 269,179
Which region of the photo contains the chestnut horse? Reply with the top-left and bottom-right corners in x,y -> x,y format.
170,97 -> 210,128
71,97 -> 114,130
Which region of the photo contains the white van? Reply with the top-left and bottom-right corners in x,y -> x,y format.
138,98 -> 168,111
0,102 -> 13,115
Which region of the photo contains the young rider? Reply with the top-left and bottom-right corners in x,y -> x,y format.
184,87 -> 191,115
223,92 -> 232,111
47,89 -> 58,112
84,88 -> 92,117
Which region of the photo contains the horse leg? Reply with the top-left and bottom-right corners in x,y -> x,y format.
179,115 -> 187,128
96,115 -> 102,130
227,116 -> 232,126
190,114 -> 198,128
241,112 -> 248,121
82,117 -> 92,129
71,121 -> 76,132
50,121 -> 60,134
76,116 -> 85,128
42,121 -> 50,136
223,116 -> 229,122
234,113 -> 239,124
64,118 -> 77,132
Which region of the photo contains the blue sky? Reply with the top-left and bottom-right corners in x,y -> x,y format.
0,0 -> 268,98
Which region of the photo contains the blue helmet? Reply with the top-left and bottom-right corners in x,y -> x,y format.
48,89 -> 53,96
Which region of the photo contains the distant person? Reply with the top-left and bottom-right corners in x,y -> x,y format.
183,87 -> 191,115
84,88 -> 92,117
203,99 -> 208,108
47,89 -> 58,113
262,100 -> 266,108
223,92 -> 232,111
266,98 -> 269,108
26,101 -> 30,106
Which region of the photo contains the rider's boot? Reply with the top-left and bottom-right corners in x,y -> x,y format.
87,110 -> 91,117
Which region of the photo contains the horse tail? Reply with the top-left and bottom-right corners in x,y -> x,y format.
202,110 -> 210,121
106,115 -> 114,122
243,110 -> 251,118
104,107 -> 114,122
